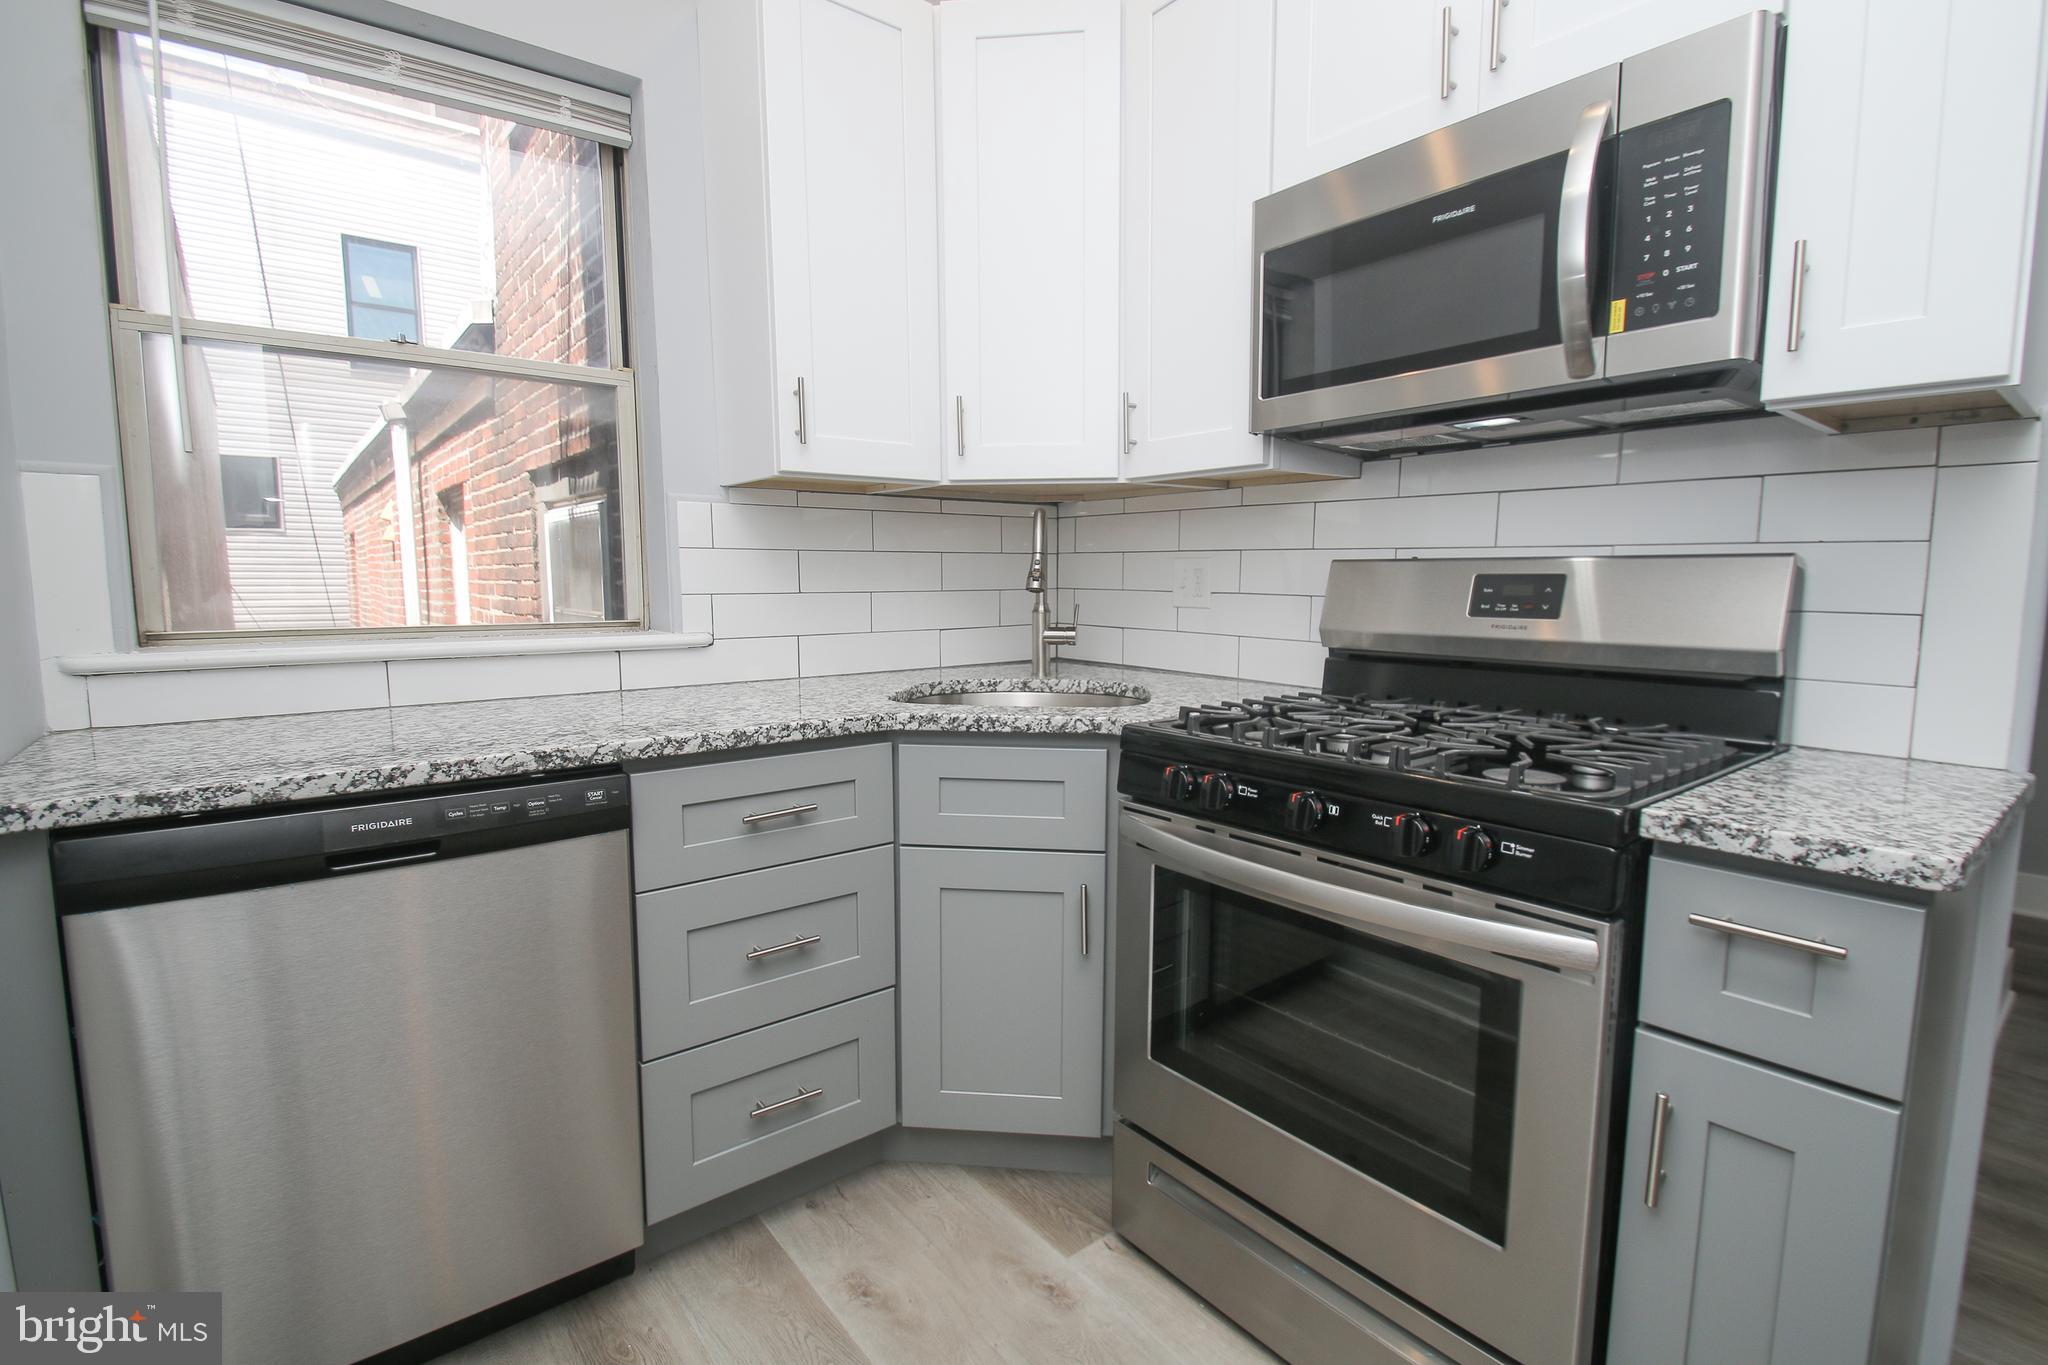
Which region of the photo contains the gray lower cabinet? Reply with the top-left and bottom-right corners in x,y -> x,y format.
641,989 -> 897,1223
631,743 -> 893,890
1608,1028 -> 1901,1365
898,846 -> 1106,1137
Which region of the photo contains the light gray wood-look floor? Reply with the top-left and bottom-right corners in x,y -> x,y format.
439,1163 -> 1276,1365
1953,987 -> 2048,1365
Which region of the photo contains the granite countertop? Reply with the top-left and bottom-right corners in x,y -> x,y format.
1640,747 -> 2035,893
0,662 -> 1245,835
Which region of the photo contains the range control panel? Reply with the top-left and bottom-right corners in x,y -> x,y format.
1468,572 -> 1566,620
319,774 -> 629,851
1607,99 -> 1732,334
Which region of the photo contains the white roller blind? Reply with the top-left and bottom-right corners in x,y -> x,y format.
83,0 -> 633,147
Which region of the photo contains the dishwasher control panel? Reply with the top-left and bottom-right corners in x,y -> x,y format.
321,774 -> 631,850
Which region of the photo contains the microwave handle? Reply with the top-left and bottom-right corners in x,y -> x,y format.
1133,820 -> 1600,973
1557,98 -> 1613,380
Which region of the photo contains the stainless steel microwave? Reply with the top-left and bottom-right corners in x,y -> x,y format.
1251,12 -> 1780,457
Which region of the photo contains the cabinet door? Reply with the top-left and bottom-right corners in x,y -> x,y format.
1120,0 -> 1272,479
1761,0 -> 2044,409
1475,0 -> 1772,108
762,0 -> 941,482
1608,1030 -> 1900,1364
899,846 -> 1106,1135
937,0 -> 1121,483
1270,0 -> 1479,191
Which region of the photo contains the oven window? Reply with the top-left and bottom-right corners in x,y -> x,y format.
1149,868 -> 1520,1243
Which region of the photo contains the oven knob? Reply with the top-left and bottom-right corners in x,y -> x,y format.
1452,824 -> 1496,872
1285,790 -> 1326,833
1197,772 -> 1236,811
1162,764 -> 1198,804
1394,811 -> 1435,856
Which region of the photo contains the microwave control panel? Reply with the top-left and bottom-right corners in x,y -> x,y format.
1607,99 -> 1732,334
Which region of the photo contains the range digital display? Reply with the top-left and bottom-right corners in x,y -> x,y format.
1468,573 -> 1566,619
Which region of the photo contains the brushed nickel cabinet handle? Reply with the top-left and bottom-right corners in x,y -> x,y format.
1687,912 -> 1848,960
1644,1091 -> 1672,1208
955,395 -> 966,458
1786,238 -> 1809,352
740,802 -> 819,826
1439,6 -> 1459,99
750,1086 -> 822,1119
794,375 -> 809,445
745,933 -> 822,961
1489,0 -> 1506,70
1122,392 -> 1137,454
1080,882 -> 1091,958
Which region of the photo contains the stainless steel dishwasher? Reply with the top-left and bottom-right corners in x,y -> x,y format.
51,772 -> 643,1365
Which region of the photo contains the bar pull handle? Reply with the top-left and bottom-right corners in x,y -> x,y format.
794,376 -> 808,445
1557,97 -> 1613,380
1644,1092 -> 1672,1209
1489,0 -> 1506,70
740,802 -> 819,826
745,933 -> 822,961
1687,912 -> 1848,960
750,1086 -> 823,1119
1080,882 -> 1091,958
955,395 -> 966,458
1122,392 -> 1137,455
1786,239 -> 1809,352
327,844 -> 440,875
1439,6 -> 1459,99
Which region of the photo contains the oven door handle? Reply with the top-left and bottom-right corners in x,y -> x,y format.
1557,97 -> 1613,380
1135,823 -> 1600,973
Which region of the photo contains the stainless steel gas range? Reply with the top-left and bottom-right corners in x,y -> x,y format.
1109,554 -> 1798,1365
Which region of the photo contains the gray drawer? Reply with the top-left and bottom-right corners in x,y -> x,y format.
637,846 -> 896,1060
1642,856 -> 1928,1099
641,989 -> 896,1223
896,743 -> 1106,851
631,743 -> 892,890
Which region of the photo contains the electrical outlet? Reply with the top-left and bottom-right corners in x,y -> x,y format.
1172,556 -> 1213,607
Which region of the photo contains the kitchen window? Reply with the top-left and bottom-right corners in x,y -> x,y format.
86,0 -> 641,641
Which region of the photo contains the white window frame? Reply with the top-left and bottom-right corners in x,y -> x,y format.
92,23 -> 645,645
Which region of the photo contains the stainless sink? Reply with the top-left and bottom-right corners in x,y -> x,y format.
895,683 -> 1148,708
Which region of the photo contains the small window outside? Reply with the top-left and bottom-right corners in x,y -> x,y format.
342,237 -> 421,343
542,498 -> 610,624
221,454 -> 282,530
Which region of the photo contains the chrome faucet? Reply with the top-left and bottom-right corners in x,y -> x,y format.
1027,508 -> 1077,678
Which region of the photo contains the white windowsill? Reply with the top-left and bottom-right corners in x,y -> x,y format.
59,631 -> 715,676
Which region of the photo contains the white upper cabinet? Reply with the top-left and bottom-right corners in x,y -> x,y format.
1271,0 -> 1479,192
1762,0 -> 2048,421
938,0 -> 1122,483
1119,0 -> 1272,479
700,0 -> 942,487
1475,0 -> 1774,108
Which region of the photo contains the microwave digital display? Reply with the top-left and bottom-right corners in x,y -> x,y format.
1606,100 -> 1733,334
1468,573 -> 1566,619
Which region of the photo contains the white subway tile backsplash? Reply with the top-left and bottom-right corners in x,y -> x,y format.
1077,510 -> 1180,552
1316,493 -> 1497,548
1182,502 -> 1314,550
1059,552 -> 1123,589
677,595 -> 713,634
800,630 -> 940,676
714,593 -> 870,638
1788,612 -> 1921,687
621,638 -> 798,689
675,499 -> 713,547
1239,638 -> 1327,688
1000,590 -> 1035,625
800,551 -> 940,592
712,502 -> 872,550
1620,419 -> 1934,483
939,625 -> 1032,667
1499,479 -> 1759,546
941,553 -> 1033,590
1938,421 -> 2042,466
872,591 -> 1002,632
87,663 -> 390,727
1123,487 -> 1245,513
875,510 -> 1002,552
1239,548 -> 1389,596
1073,589 -> 1177,630
1399,545 -> 1610,558
1002,518 -> 1037,553
1067,624 -> 1124,663
1177,594 -> 1313,641
679,548 -> 800,594
1400,435 -> 1620,495
1784,680 -> 1915,757
1758,467 -> 1934,542
1614,541 -> 1930,615
1123,628 -> 1238,677
387,652 -> 620,707
1122,551 -> 1240,594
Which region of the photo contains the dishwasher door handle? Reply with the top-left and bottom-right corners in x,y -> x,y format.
326,845 -> 442,875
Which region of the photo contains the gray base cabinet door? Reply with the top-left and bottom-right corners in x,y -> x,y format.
1608,1029 -> 1901,1365
898,846 -> 1106,1136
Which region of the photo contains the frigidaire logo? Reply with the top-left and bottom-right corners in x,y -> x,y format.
7,1291 -> 220,1361
1431,204 -> 1477,223
348,816 -> 414,834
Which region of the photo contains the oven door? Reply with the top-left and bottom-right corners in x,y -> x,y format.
1114,807 -> 1621,1365
1251,66 -> 1620,439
